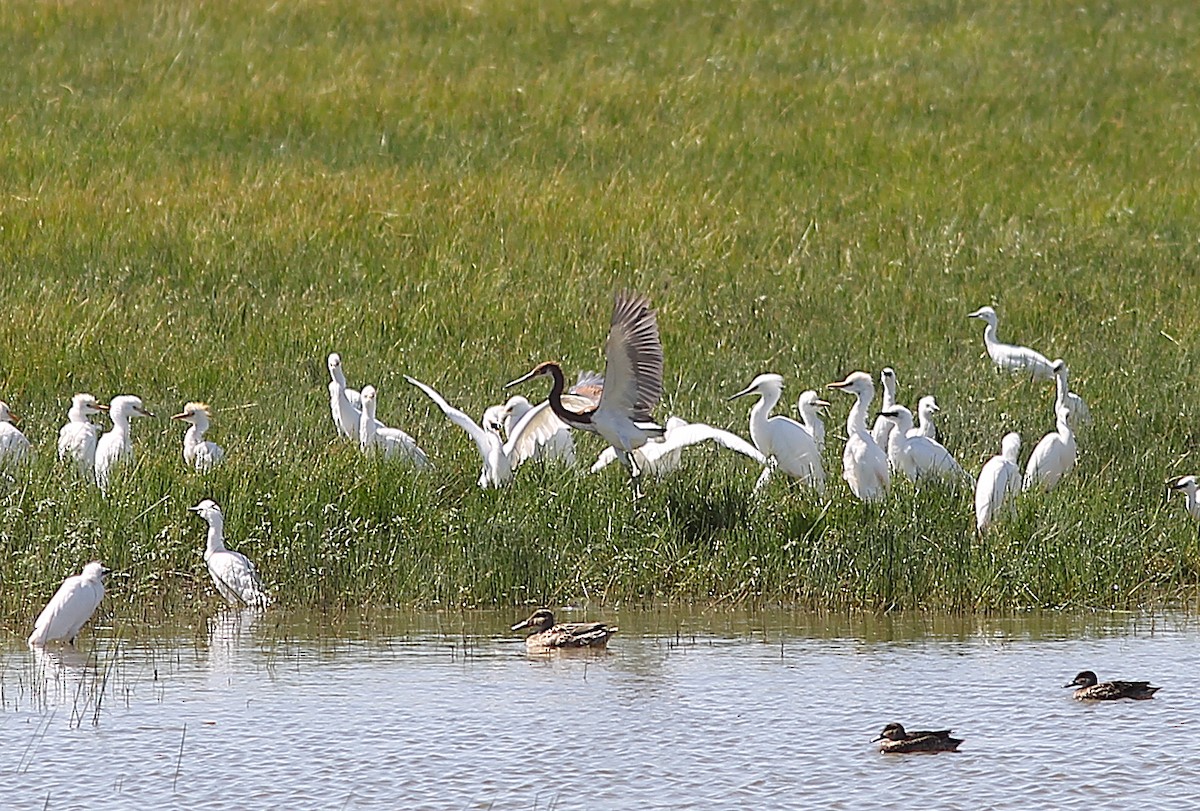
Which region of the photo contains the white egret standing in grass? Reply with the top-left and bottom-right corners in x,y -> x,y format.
870,368 -> 898,449
880,405 -> 973,486
327,353 -> 362,438
94,395 -> 154,492
57,393 -> 109,479
1170,476 -> 1200,525
975,432 -> 1022,533
1022,404 -> 1076,492
1051,359 -> 1091,429
968,306 -> 1055,381
172,402 -> 225,472
729,374 -> 825,494
828,372 -> 890,502
188,500 -> 271,607
28,561 -> 109,647
591,415 -> 766,479
914,396 -> 940,441
358,385 -> 430,467
406,375 -> 584,488
796,390 -> 830,452
0,401 -> 32,469
505,291 -> 664,476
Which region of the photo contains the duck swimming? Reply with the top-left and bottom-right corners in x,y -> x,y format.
1064,671 -> 1160,701
510,609 -> 617,652
873,723 -> 963,753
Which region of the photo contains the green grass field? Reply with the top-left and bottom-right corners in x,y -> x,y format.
2,0 -> 1200,625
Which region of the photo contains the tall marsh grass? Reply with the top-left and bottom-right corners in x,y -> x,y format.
2,0 -> 1200,623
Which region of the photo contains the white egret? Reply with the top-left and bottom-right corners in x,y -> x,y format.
172,402 -> 225,472
880,405 -> 973,486
28,561 -> 109,647
505,291 -> 664,475
1051,359 -> 1091,429
1169,476 -> 1200,524
914,396 -> 940,441
327,353 -> 362,438
870,368 -> 899,450
500,395 -> 575,464
94,395 -> 154,492
0,401 -> 32,469
1022,404 -> 1076,492
57,393 -> 109,479
975,432 -> 1022,533
406,375 -> 584,487
796,390 -> 830,452
968,306 -> 1055,381
591,416 -> 766,479
358,385 -> 430,467
188,499 -> 271,607
729,374 -> 825,493
827,372 -> 890,502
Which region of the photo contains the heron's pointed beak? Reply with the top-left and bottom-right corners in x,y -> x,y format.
188,504 -> 204,513
967,309 -> 985,318
504,369 -> 540,390
728,385 -> 756,401
171,412 -> 190,421
137,406 -> 156,418
94,403 -> 109,411
510,619 -> 531,631
813,399 -> 831,409
827,379 -> 850,390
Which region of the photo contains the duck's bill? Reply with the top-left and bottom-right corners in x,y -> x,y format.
870,735 -> 885,742
510,619 -> 531,631
503,369 -> 539,390
1062,681 -> 1079,688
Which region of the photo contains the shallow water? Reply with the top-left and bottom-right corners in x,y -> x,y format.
1,608 -> 1197,809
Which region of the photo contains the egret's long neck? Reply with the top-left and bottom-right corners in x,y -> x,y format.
1054,372 -> 1068,410
109,411 -> 132,441
184,424 -> 205,448
982,320 -> 999,348
801,407 -> 825,444
69,404 -> 89,423
205,517 -> 226,557
881,382 -> 896,411
360,401 -> 376,445
332,365 -> 348,388
748,389 -> 778,448
1187,488 -> 1200,519
847,390 -> 872,435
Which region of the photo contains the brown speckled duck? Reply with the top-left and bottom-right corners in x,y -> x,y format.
1065,670 -> 1160,701
873,723 -> 963,754
510,609 -> 617,652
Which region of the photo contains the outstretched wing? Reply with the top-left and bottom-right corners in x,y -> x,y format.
644,421 -> 766,464
405,375 -> 500,460
505,401 -> 569,465
600,292 -> 663,421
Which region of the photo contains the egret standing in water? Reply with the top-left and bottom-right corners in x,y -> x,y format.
58,394 -> 109,480
795,390 -> 830,452
0,401 -> 32,469
880,405 -> 972,486
729,374 -> 824,494
505,291 -> 664,476
188,500 -> 271,607
327,353 -> 362,438
358,385 -> 430,467
591,415 -> 765,479
406,376 -> 580,487
828,372 -> 890,502
968,306 -> 1055,381
1170,476 -> 1200,525
28,561 -> 109,647
975,432 -> 1022,533
1022,404 -> 1076,492
172,402 -> 225,472
94,395 -> 154,492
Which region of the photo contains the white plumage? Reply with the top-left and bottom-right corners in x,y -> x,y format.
870,368 -> 899,450
358,385 -> 431,467
189,499 -> 271,607
729,373 -> 825,494
914,395 -> 940,441
1170,475 -> 1200,524
1022,404 -> 1076,492
975,432 -> 1022,533
591,415 -> 765,479
968,306 -> 1055,381
0,401 -> 32,470
94,395 -> 154,492
327,353 -> 362,438
828,372 -> 890,502
172,401 -> 225,472
58,393 -> 109,480
795,390 -> 830,452
1051,359 -> 1091,430
881,405 -> 973,486
29,561 -> 109,647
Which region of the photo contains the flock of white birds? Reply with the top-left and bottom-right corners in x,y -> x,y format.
12,294 -> 1197,649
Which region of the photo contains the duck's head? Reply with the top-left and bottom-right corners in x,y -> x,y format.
511,608 -> 556,633
1065,670 -> 1098,688
872,723 -> 907,742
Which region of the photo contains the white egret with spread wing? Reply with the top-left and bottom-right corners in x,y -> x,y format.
591,415 -> 765,479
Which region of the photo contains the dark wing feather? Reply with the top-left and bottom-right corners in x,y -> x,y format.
602,292 -> 663,421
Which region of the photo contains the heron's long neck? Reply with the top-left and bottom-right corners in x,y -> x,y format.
205,520 -> 226,557
847,391 -> 872,435
546,365 -> 591,425
332,366 -> 348,388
